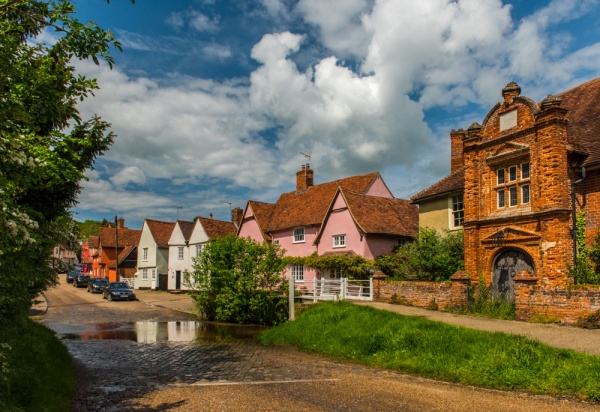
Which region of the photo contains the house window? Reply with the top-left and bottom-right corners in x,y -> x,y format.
291,264 -> 304,281
397,238 -> 409,247
522,184 -> 530,204
293,227 -> 305,243
142,269 -> 148,280
273,239 -> 280,245
178,246 -> 184,260
521,162 -> 530,179
195,245 -> 203,256
329,268 -> 343,279
142,247 -> 148,261
508,165 -> 517,182
152,269 -> 156,280
509,186 -> 518,207
497,169 -> 505,185
498,189 -> 506,208
333,234 -> 346,248
452,195 -> 464,227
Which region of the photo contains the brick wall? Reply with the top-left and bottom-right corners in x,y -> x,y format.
514,273 -> 600,324
373,279 -> 453,309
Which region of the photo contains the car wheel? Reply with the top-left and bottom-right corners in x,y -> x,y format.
107,294 -> 113,301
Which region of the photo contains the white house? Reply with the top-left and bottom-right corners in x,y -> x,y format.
167,220 -> 195,291
135,219 -> 176,290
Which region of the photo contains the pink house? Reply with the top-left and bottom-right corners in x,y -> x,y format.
238,164 -> 418,283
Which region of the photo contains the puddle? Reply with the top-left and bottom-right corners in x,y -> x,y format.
49,321 -> 267,343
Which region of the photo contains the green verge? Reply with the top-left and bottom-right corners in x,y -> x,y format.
258,301 -> 600,402
0,320 -> 74,412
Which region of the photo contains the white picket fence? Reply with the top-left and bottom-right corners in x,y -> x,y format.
293,277 -> 373,302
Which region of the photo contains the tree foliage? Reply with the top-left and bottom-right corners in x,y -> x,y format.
284,253 -> 375,280
74,218 -> 110,240
0,1 -> 125,322
187,235 -> 289,326
375,228 -> 464,281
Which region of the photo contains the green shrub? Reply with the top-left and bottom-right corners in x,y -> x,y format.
187,234 -> 288,326
375,228 -> 464,281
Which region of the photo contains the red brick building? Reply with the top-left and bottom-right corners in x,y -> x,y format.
414,77 -> 600,295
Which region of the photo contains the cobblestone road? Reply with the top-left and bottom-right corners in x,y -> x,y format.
39,277 -> 600,411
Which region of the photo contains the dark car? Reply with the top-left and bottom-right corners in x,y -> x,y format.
73,275 -> 91,288
66,270 -> 80,283
87,278 -> 108,293
102,282 -> 136,301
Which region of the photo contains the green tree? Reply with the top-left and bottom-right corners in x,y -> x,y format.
375,228 -> 464,281
187,235 -> 289,326
74,218 -> 110,240
0,1 -> 128,322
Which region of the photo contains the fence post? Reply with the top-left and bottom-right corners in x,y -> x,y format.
341,277 -> 347,300
369,277 -> 373,301
289,274 -> 295,321
313,277 -> 317,303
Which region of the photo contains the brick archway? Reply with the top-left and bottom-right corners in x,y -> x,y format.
491,248 -> 535,300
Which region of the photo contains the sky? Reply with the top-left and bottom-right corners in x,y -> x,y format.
64,0 -> 600,229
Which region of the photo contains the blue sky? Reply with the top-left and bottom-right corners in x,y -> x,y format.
66,0 -> 600,229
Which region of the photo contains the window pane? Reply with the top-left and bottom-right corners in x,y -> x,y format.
294,227 -> 305,242
497,169 -> 505,185
509,186 -> 517,206
521,163 -> 530,179
498,190 -> 505,208
509,166 -> 517,182
522,184 -> 530,204
452,195 -> 464,226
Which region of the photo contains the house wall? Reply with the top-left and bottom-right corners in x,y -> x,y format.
274,226 -> 319,281
576,168 -> 600,243
168,225 -> 192,290
365,176 -> 393,198
238,215 -> 264,242
317,203 -> 362,255
363,235 -> 398,260
462,88 -> 574,287
136,222 -> 158,289
417,196 -> 452,232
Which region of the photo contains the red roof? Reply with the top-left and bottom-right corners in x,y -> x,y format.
411,167 -> 464,202
267,172 -> 381,232
89,236 -> 99,248
196,217 -> 236,239
145,219 -> 176,248
241,201 -> 276,241
98,227 -> 141,248
339,189 -> 418,237
176,220 -> 196,242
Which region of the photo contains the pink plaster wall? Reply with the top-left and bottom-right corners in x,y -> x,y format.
318,199 -> 364,256
238,206 -> 265,242
273,226 -> 319,282
365,176 -> 393,198
363,235 -> 397,259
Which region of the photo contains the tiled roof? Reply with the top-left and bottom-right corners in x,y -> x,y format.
556,77 -> 600,166
109,245 -> 137,268
340,189 -> 419,237
145,219 -> 176,248
177,220 -> 196,242
89,236 -> 99,248
245,201 -> 276,241
411,167 -> 464,202
197,217 -> 237,240
267,172 -> 380,231
98,227 -> 142,248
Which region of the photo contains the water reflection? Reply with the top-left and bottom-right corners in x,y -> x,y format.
52,321 -> 267,343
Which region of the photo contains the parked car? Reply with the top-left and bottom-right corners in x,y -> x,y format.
102,282 -> 136,301
73,275 -> 91,288
66,270 -> 80,283
87,278 -> 108,293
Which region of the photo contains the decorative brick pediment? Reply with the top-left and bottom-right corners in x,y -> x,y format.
486,142 -> 529,165
481,227 -> 540,247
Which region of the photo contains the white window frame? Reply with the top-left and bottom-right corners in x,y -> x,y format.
291,264 -> 304,281
509,186 -> 518,207
333,234 -> 346,248
142,247 -> 148,261
293,227 -> 305,243
497,169 -> 505,185
142,269 -> 148,280
273,239 -> 280,245
521,162 -> 530,180
497,189 -> 506,208
195,244 -> 203,256
178,246 -> 184,260
521,184 -> 530,204
508,165 -> 517,182
452,195 -> 464,228
151,269 -> 156,280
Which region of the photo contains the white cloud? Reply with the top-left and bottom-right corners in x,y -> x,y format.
189,11 -> 219,32
110,166 -> 147,187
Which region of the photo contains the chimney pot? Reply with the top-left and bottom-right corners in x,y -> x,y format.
210,213 -> 213,219
296,164 -> 314,192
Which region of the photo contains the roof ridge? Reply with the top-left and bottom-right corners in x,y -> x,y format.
412,166 -> 464,200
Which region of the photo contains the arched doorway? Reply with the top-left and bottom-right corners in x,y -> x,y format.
492,249 -> 535,300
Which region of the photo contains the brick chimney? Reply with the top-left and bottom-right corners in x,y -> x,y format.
117,218 -> 125,229
450,129 -> 466,173
296,164 -> 314,192
231,207 -> 243,228
209,213 -> 213,219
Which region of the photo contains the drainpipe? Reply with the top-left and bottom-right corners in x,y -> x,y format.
571,167 -> 586,268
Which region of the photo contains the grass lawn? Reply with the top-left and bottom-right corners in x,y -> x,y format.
0,319 -> 74,411
258,301 -> 600,402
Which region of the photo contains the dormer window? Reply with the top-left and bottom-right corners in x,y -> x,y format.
293,227 -> 305,243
